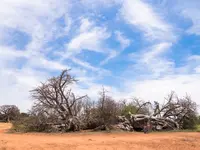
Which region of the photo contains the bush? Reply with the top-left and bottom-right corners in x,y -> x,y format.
182,112 -> 198,130
11,115 -> 53,132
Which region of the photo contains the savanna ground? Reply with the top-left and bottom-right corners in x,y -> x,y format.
0,123 -> 200,150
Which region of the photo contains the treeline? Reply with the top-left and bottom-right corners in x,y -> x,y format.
1,70 -> 200,132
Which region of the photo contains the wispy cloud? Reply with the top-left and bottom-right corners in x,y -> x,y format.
67,27 -> 110,54
0,0 -> 71,50
79,0 -> 122,9
100,31 -> 131,65
176,0 -> 200,35
115,31 -> 131,50
64,17 -> 111,58
120,0 -> 176,42
129,42 -> 174,77
79,18 -> 94,33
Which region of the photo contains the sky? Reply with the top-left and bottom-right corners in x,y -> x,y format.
0,0 -> 200,112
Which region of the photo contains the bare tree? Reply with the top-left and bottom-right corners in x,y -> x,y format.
80,98 -> 99,129
30,69 -> 87,131
132,98 -> 151,114
97,87 -> 119,127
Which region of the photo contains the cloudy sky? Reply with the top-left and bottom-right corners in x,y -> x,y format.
1,0 -> 200,112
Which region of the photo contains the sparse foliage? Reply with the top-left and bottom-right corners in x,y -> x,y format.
96,87 -> 119,126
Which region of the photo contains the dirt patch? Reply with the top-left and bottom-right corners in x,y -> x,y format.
0,123 -> 12,133
0,123 -> 200,150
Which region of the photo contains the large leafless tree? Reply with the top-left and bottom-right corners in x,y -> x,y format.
30,69 -> 87,131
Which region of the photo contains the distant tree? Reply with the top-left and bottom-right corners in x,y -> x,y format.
80,98 -> 99,129
19,112 -> 29,118
96,87 -> 119,126
0,105 -> 20,122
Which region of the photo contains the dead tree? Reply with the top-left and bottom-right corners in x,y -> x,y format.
30,69 -> 87,131
128,92 -> 197,131
133,98 -> 151,114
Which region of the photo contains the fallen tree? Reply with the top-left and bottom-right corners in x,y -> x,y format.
116,92 -> 198,131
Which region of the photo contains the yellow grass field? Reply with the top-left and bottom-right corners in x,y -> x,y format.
0,123 -> 200,150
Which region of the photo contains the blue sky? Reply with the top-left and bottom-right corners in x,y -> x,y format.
1,0 -> 200,112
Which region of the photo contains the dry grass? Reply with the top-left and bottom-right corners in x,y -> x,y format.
0,123 -> 200,150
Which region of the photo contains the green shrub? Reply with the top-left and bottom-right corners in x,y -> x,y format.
121,105 -> 137,116
181,112 -> 198,130
11,116 -> 52,133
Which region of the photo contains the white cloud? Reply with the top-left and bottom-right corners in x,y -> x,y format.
27,57 -> 67,71
0,0 -> 72,70
100,31 -> 131,65
70,57 -> 98,71
0,0 -> 71,53
63,17 -> 115,70
177,0 -> 200,35
79,0 -> 122,9
187,55 -> 200,74
188,55 -> 200,61
142,42 -> 172,63
194,67 -> 200,74
0,45 -> 68,71
79,18 -> 94,33
0,0 -> 70,31
0,46 -> 27,58
129,42 -> 174,77
66,26 -> 111,56
129,74 -> 200,106
0,67 -> 48,111
100,51 -> 118,65
115,31 -> 131,50
120,0 -> 176,42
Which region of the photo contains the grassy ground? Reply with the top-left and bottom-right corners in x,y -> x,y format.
196,124 -> 200,131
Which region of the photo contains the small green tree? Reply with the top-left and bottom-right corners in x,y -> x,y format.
121,104 -> 137,116
182,111 -> 198,129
